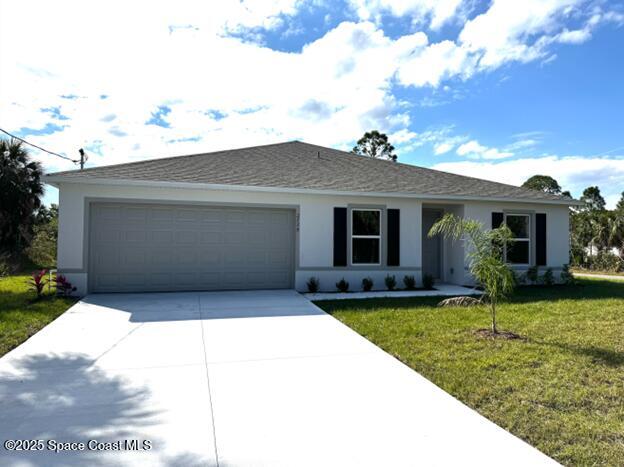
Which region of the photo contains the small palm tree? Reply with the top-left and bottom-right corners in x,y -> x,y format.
429,213 -> 515,334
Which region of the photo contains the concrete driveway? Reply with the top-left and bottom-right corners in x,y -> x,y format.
0,290 -> 556,466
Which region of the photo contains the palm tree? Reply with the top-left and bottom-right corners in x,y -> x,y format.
0,138 -> 44,253
607,213 -> 624,258
429,214 -> 515,334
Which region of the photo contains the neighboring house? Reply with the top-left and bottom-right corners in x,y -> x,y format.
46,141 -> 579,295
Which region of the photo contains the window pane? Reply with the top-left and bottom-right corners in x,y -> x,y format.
353,238 -> 380,264
506,215 -> 529,238
353,210 -> 380,236
507,241 -> 529,264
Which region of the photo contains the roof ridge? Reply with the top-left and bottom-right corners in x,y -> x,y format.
48,140 -> 301,176
293,142 -> 568,201
44,139 -> 574,203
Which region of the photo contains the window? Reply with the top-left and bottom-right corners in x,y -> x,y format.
505,214 -> 530,265
351,209 -> 381,265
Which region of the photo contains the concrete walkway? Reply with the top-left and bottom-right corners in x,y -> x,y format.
574,272 -> 624,281
0,290 -> 556,466
305,283 -> 481,300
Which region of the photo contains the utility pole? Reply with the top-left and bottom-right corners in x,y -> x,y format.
79,148 -> 86,169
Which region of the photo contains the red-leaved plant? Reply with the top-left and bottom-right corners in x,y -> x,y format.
54,274 -> 77,297
29,269 -> 48,299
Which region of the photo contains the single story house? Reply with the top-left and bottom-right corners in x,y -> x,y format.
45,141 -> 578,295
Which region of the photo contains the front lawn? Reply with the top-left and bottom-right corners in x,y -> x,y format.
0,273 -> 77,357
316,278 -> 624,466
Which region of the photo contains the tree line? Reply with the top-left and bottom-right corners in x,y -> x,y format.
1,138 -> 57,271
522,175 -> 624,272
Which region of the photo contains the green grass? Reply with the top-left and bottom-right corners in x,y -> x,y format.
0,273 -> 77,357
316,279 -> 624,466
572,267 -> 624,277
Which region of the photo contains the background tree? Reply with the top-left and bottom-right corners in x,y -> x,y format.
429,213 -> 515,335
0,138 -> 44,254
352,130 -> 397,161
522,175 -> 563,195
580,186 -> 606,211
26,204 -> 59,267
615,192 -> 624,214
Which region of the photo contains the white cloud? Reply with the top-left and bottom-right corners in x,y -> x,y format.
348,0 -> 466,30
0,0 -> 619,177
396,39 -> 476,87
458,0 -> 581,68
434,141 -> 455,155
556,28 -> 592,44
0,8 -> 426,169
432,155 -> 624,207
456,139 -> 513,160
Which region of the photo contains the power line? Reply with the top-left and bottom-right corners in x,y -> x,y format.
0,127 -> 80,164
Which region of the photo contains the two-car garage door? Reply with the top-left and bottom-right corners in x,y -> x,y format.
88,203 -> 295,293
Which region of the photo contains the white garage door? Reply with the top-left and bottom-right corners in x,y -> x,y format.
88,203 -> 295,293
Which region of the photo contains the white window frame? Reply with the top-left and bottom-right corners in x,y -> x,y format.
504,213 -> 531,266
351,208 -> 381,266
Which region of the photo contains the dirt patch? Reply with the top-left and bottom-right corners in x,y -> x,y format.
473,329 -> 525,340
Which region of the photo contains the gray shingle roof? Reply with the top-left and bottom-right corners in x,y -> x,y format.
46,141 -> 575,203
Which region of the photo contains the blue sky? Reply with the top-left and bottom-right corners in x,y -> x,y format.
1,0 -> 623,206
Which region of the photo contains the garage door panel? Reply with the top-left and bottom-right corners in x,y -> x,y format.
150,207 -> 174,221
120,248 -> 147,269
124,230 -> 147,242
124,273 -> 148,288
150,273 -> 172,287
224,231 -> 245,244
151,250 -> 173,266
151,230 -> 174,244
176,209 -> 202,222
92,250 -> 121,271
173,272 -> 199,286
94,273 -> 120,289
199,272 -> 221,288
200,231 -> 222,244
122,207 -> 148,222
95,205 -> 122,221
198,249 -> 221,265
175,231 -> 198,244
269,250 -> 290,266
89,203 -> 294,292
175,248 -> 198,266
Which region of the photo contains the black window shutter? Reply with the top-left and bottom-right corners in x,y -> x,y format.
492,212 -> 504,229
333,207 -> 347,267
536,213 -> 547,266
387,209 -> 400,266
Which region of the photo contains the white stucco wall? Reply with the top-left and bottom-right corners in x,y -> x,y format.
54,181 -> 571,294
56,182 -> 422,294
463,201 -> 571,283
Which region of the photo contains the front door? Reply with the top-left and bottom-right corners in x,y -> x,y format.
422,209 -> 442,279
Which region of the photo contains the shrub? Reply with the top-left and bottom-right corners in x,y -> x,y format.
54,274 -> 77,297
384,274 -> 396,291
306,277 -> 320,293
511,269 -> 527,286
29,269 -> 48,298
526,266 -> 539,284
560,264 -> 575,285
403,275 -> 416,290
335,278 -> 349,293
422,273 -> 435,290
543,268 -> 554,286
361,277 -> 374,292
0,259 -> 8,278
591,251 -> 623,273
0,253 -> 13,277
